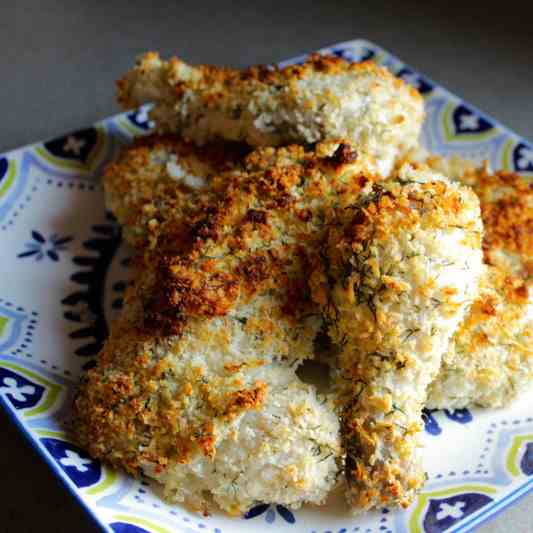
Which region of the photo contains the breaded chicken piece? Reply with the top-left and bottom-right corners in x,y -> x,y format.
427,266 -> 532,408
75,142 -> 379,515
77,292 -> 340,515
426,167 -> 533,408
397,152 -> 533,408
456,168 -> 532,281
395,146 -> 479,183
104,135 -> 248,248
117,53 -> 424,176
402,155 -> 532,280
309,163 -> 483,511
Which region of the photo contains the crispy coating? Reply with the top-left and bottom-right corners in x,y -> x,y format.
426,166 -> 533,407
427,266 -> 532,408
395,147 -> 479,183
104,135 -> 248,248
309,163 -> 483,511
402,152 -> 533,281
456,167 -> 533,281
75,143 -> 383,514
76,294 -> 341,514
117,52 -> 424,176
398,150 -> 533,407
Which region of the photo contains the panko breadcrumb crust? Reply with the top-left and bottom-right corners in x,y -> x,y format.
309,164 -> 483,511
427,266 -> 532,408
117,53 -> 423,176
105,134 -> 533,413
426,166 -> 533,408
104,135 -> 249,248
99,134 -> 532,514
402,153 -> 532,281
76,49 -> 533,518
456,167 -> 532,281
75,142 -> 384,514
399,151 -> 533,408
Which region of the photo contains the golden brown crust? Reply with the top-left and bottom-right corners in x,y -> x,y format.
425,164 -> 532,409
116,52 -> 423,176
103,134 -> 249,248
427,263 -> 532,409
117,53 -> 421,110
458,168 -> 533,280
309,167 -> 483,511
74,142 -> 375,486
132,143 -> 378,337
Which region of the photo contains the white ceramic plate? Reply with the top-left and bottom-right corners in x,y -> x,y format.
0,39 -> 531,533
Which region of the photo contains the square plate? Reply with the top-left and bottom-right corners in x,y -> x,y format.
0,39 -> 531,533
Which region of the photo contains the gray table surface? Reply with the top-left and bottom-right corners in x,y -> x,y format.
1,1 -> 531,532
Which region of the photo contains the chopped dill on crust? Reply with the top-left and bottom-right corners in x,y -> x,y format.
75,142 -> 383,515
309,163 -> 483,511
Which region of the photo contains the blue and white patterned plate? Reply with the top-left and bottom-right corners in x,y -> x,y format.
0,39 -> 531,533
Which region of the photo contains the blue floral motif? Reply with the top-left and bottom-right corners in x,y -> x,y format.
127,106 -> 154,131
331,46 -> 374,63
520,442 -> 533,476
452,104 -> 493,135
41,438 -> 101,488
422,408 -> 473,436
43,127 -> 97,164
513,143 -> 533,172
244,503 -> 296,524
0,367 -> 45,410
396,68 -> 433,95
0,157 -> 8,186
423,492 -> 493,532
17,231 -> 73,261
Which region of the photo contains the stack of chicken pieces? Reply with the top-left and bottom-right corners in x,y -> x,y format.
74,52 -> 532,516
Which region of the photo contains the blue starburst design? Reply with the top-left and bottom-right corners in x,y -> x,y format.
17,231 -> 73,261
61,211 -> 122,368
244,503 -> 296,524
